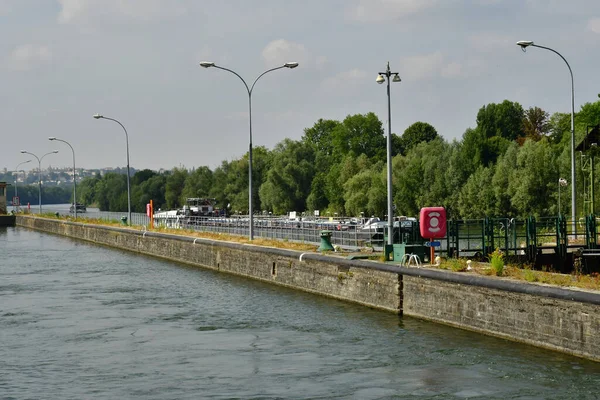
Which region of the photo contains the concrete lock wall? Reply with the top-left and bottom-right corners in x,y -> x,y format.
16,216 -> 600,361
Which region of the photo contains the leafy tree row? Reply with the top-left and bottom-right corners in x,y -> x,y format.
2,184 -> 72,206
77,100 -> 600,220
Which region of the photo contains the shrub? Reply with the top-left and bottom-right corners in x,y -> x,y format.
442,258 -> 468,272
490,248 -> 504,276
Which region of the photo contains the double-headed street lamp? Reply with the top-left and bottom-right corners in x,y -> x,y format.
517,40 -> 576,233
20,150 -> 59,214
93,114 -> 131,225
49,137 -> 77,219
199,61 -> 299,240
14,159 -> 32,211
376,62 -> 401,247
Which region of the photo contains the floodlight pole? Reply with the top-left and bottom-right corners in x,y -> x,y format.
377,62 -> 401,247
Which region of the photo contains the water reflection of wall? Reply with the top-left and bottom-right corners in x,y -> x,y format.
0,182 -> 7,214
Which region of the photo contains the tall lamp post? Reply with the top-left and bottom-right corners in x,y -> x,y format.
14,159 -> 32,212
517,40 -> 576,233
376,62 -> 401,248
93,114 -> 131,225
20,150 -> 59,214
199,61 -> 299,240
49,137 -> 77,219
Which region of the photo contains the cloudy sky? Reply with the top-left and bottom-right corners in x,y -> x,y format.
1,0 -> 599,173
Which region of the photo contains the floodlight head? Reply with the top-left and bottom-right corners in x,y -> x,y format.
20,150 -> 27,154
51,150 -> 59,154
284,62 -> 299,69
392,74 -> 401,83
199,61 -> 215,68
48,137 -> 56,140
93,114 -> 103,119
376,74 -> 385,84
516,40 -> 534,50
559,178 -> 568,186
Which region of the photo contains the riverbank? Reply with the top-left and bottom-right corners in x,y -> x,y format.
16,215 -> 600,362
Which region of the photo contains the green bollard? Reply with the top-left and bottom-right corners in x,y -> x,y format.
318,230 -> 335,251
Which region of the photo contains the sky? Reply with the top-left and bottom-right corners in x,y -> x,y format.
1,0 -> 600,173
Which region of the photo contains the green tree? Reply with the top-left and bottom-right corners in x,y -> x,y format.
508,138 -> 557,217
94,172 -> 128,212
137,174 -> 167,211
548,112 -> 571,144
577,100 -> 600,129
492,142 -> 519,217
165,168 -> 189,209
306,172 -> 328,212
132,169 -> 157,186
476,100 -> 525,141
77,173 -> 102,206
330,113 -> 386,161
182,166 -> 214,200
302,118 -> 340,156
392,139 -> 453,217
401,121 -> 439,153
215,146 -> 272,214
343,161 -> 385,217
259,139 -> 315,214
442,141 -> 471,218
522,106 -> 550,142
456,166 -> 496,218
209,160 -> 233,213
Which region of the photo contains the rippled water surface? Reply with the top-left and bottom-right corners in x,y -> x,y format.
1,227 -> 600,399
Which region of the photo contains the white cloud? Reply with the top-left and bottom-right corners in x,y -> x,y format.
441,62 -> 462,78
195,45 -> 213,64
322,69 -> 368,90
468,32 -> 513,53
346,0 -> 440,23
0,1 -> 12,16
589,17 -> 600,34
525,0 -> 599,15
57,0 -> 188,24
400,52 -> 469,80
262,39 -> 309,67
402,52 -> 443,80
6,44 -> 52,71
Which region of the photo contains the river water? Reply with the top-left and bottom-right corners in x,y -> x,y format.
1,227 -> 600,399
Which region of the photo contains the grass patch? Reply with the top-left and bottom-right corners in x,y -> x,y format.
440,258 -> 468,272
490,248 -> 504,276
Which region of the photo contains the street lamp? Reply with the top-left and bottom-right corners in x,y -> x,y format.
49,137 -> 77,219
558,178 -> 568,216
20,150 -> 59,214
93,114 -> 131,225
517,40 -> 576,234
13,159 -> 32,212
199,61 -> 299,240
376,62 -> 401,248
